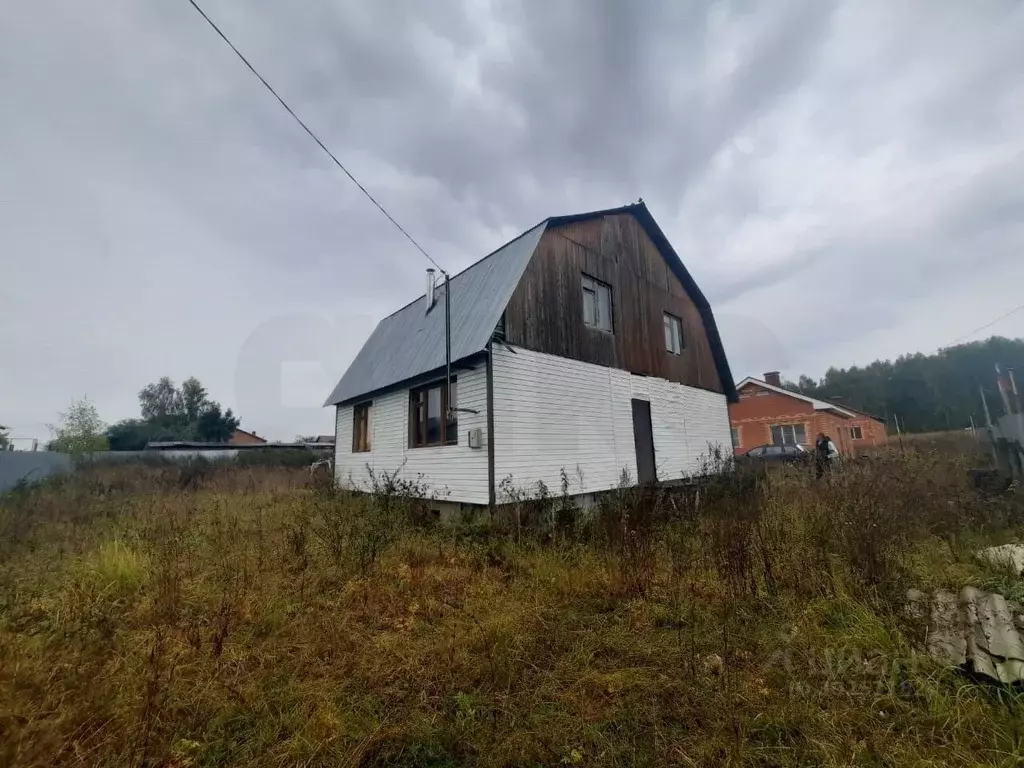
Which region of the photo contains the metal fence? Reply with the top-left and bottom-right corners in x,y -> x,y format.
0,452 -> 73,494
0,448 -> 325,495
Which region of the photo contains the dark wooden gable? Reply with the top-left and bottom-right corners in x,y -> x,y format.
502,212 -> 725,394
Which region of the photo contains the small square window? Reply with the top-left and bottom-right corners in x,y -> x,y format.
850,425 -> 863,440
664,312 -> 684,355
581,274 -> 612,332
352,402 -> 372,453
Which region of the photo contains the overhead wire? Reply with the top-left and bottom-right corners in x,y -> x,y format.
189,0 -> 1024,364
945,303 -> 1024,348
184,0 -> 446,274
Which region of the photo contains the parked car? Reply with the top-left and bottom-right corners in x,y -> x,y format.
737,444 -> 811,466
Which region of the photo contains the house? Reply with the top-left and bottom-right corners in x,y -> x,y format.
324,202 -> 737,507
228,428 -> 266,445
729,372 -> 887,455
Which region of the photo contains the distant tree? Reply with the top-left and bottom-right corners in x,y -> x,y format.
109,376 -> 244,449
181,376 -> 210,422
194,403 -> 240,443
106,419 -> 157,451
138,376 -> 184,423
0,425 -> 10,451
48,397 -> 109,455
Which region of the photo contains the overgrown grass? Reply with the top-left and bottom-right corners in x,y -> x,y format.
1,445 -> 1023,766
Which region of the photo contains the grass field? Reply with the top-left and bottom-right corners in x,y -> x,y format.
2,443 -> 1024,767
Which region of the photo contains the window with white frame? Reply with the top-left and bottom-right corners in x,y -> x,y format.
664,312 -> 684,354
730,427 -> 740,449
581,274 -> 612,332
770,423 -> 807,446
850,425 -> 863,440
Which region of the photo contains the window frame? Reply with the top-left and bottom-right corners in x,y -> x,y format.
663,311 -> 684,355
770,423 -> 807,447
850,425 -> 863,440
581,274 -> 613,333
408,377 -> 458,449
730,426 -> 740,450
352,401 -> 372,453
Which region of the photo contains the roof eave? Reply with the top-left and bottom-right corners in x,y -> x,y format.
327,351 -> 488,407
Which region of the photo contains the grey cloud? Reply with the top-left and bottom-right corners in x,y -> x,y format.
2,0 -> 1023,441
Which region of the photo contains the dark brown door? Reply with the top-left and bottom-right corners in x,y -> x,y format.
631,399 -> 657,484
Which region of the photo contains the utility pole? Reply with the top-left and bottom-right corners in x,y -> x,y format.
1009,369 -> 1024,474
980,384 -> 994,429
980,383 -> 999,465
444,271 -> 452,424
1008,368 -> 1022,414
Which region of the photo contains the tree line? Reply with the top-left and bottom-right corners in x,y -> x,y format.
782,336 -> 1024,434
106,377 -> 241,450
46,377 -> 242,454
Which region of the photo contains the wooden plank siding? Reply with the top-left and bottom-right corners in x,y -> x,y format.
503,214 -> 723,393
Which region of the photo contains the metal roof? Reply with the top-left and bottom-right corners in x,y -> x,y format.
325,201 -> 739,406
736,377 -> 861,418
144,441 -> 323,450
324,221 -> 547,406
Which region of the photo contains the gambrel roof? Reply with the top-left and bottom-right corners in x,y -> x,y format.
325,203 -> 737,406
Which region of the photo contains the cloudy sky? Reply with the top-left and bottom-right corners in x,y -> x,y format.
2,1 -> 1023,443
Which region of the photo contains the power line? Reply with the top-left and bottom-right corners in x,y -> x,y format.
946,302 -> 1024,348
184,0 -> 445,274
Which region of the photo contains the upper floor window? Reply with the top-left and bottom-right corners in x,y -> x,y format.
352,401 -> 372,453
582,274 -> 612,332
409,377 -> 458,448
664,312 -> 684,355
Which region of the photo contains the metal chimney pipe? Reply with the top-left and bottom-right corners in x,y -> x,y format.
426,268 -> 436,311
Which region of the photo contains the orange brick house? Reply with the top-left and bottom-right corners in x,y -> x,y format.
729,372 -> 887,456
228,428 -> 267,446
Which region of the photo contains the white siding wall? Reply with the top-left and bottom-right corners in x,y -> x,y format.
492,345 -> 635,497
644,377 -> 733,478
492,346 -> 731,498
334,365 -> 489,504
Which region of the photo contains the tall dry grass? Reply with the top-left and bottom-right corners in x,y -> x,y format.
1,445 -> 1023,766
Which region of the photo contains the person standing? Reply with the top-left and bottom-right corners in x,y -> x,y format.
815,432 -> 839,478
